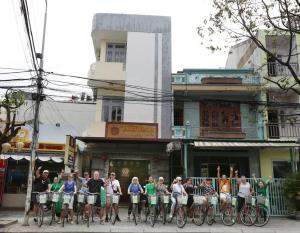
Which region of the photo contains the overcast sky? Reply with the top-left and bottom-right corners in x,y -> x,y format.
0,0 -> 227,95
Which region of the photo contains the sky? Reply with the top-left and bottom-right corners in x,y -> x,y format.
0,0 -> 228,95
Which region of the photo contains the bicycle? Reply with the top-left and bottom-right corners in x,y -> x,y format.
220,194 -> 237,226
204,195 -> 218,225
109,193 -> 121,225
33,192 -> 49,227
85,192 -> 99,227
61,192 -> 74,227
158,194 -> 171,225
167,195 -> 187,228
253,195 -> 270,227
191,194 -> 206,226
147,194 -> 157,227
76,192 -> 86,224
49,191 -> 61,226
239,195 -> 256,226
130,193 -> 141,225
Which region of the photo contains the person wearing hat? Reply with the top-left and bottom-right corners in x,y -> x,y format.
32,166 -> 51,223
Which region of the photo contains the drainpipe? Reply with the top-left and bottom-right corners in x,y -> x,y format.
290,147 -> 297,172
183,121 -> 190,178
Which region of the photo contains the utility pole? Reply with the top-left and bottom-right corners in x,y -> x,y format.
23,0 -> 47,226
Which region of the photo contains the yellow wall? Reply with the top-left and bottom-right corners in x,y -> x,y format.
260,148 -> 291,177
95,62 -> 126,81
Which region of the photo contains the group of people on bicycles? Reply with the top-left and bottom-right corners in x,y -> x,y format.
32,165 -> 272,227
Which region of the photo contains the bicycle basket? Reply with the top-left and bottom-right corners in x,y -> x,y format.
193,195 -> 205,205
63,194 -> 72,204
177,195 -> 188,205
163,195 -> 169,204
87,194 -> 96,205
38,193 -> 48,204
77,193 -> 85,203
112,195 -> 120,204
149,195 -> 157,205
131,194 -> 140,204
231,197 -> 237,207
257,196 -> 266,205
210,196 -> 218,205
51,192 -> 60,203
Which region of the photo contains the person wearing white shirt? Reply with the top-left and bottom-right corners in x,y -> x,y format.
170,177 -> 187,218
105,172 -> 122,222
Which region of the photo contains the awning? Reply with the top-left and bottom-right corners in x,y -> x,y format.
193,141 -> 299,148
0,153 -> 64,163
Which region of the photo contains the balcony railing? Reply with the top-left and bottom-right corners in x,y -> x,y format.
268,123 -> 300,139
172,126 -> 264,140
172,75 -> 260,85
267,62 -> 299,77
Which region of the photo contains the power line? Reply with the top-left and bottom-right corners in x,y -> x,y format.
0,70 -> 33,75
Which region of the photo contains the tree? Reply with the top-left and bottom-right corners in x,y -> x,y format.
197,0 -> 300,94
0,89 -> 25,150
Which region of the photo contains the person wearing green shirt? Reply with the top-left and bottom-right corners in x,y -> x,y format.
252,174 -> 272,196
51,177 -> 63,223
145,176 -> 156,207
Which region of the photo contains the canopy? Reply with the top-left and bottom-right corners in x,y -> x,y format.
193,141 -> 299,148
0,153 -> 64,163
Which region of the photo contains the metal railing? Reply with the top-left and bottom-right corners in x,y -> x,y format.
190,177 -> 289,216
172,75 -> 260,85
268,123 -> 300,139
267,62 -> 299,77
172,126 -> 264,140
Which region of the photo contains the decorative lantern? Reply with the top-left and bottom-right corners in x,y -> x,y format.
16,141 -> 24,152
1,142 -> 11,153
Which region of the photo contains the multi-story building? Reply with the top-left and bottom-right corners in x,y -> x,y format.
226,31 -> 300,178
78,13 -> 172,199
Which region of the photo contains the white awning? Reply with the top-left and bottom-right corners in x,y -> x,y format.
193,141 -> 299,148
0,154 -> 64,163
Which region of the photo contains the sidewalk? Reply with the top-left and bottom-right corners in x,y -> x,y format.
0,209 -> 299,233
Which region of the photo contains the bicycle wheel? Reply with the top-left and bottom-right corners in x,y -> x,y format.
62,205 -> 67,227
240,205 -> 255,226
176,206 -> 187,228
132,204 -> 138,225
206,205 -> 215,225
111,205 -> 117,225
221,205 -> 237,226
150,205 -> 156,227
254,205 -> 270,227
49,203 -> 55,226
76,204 -> 81,224
193,204 -> 205,226
37,204 -> 44,227
162,204 -> 167,225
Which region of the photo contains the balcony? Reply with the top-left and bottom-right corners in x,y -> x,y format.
267,62 -> 299,77
172,126 -> 264,140
94,61 -> 126,81
268,123 -> 300,139
172,74 -> 260,85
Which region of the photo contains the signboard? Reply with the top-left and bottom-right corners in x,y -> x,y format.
64,135 -> 76,168
106,122 -> 158,139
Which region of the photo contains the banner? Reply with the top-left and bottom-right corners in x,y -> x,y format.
64,135 -> 76,168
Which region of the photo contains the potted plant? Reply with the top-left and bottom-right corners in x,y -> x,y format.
283,172 -> 300,220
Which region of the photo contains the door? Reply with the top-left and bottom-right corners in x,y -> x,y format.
268,110 -> 279,138
108,159 -> 150,201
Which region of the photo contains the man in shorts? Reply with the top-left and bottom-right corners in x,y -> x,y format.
86,171 -> 105,224
32,167 -> 51,223
217,166 -> 233,211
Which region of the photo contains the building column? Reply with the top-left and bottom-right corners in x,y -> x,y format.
290,147 -> 298,172
183,143 -> 188,178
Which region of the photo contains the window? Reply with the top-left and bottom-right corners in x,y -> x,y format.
105,43 -> 126,64
173,102 -> 184,126
273,161 -> 291,178
102,100 -> 124,122
200,102 -> 241,131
